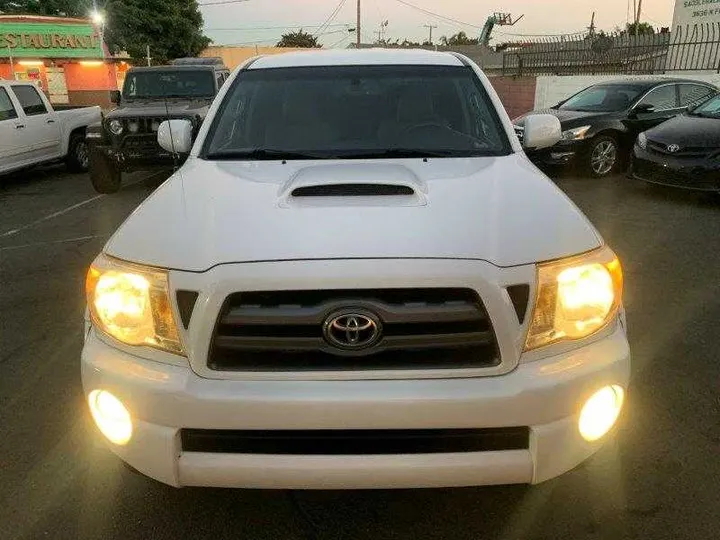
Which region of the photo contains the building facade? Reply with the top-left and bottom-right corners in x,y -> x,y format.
0,15 -> 127,107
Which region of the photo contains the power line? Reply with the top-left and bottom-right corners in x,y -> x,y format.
314,0 -> 349,37
393,0 -> 482,30
207,24 -> 350,32
199,0 -> 252,6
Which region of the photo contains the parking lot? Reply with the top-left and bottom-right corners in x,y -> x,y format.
0,165 -> 718,540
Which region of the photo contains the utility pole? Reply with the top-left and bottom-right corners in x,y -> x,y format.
423,24 -> 438,44
356,0 -> 361,48
146,45 -> 152,67
588,12 -> 596,37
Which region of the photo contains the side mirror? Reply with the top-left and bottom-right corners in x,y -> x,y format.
110,90 -> 121,105
632,103 -> 655,115
158,119 -> 194,154
522,114 -> 562,150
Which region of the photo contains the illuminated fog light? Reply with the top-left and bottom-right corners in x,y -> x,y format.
88,390 -> 133,445
578,385 -> 624,442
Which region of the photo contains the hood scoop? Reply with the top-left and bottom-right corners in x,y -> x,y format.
279,163 -> 427,208
292,183 -> 415,197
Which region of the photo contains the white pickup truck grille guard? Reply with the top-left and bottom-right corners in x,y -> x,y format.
207,288 -> 501,372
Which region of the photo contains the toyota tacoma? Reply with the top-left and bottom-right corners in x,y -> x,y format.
82,50 -> 630,489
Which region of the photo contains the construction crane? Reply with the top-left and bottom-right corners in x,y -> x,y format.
479,12 -> 524,47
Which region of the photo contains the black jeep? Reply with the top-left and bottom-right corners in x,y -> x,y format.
87,57 -> 229,193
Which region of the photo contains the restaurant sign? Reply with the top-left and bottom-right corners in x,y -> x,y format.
0,22 -> 103,58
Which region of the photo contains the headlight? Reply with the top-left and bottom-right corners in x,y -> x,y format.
637,132 -> 647,150
525,246 -> 623,351
108,119 -> 124,135
561,125 -> 591,141
85,254 -> 184,355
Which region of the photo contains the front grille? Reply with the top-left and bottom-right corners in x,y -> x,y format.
181,427 -> 530,454
208,289 -> 500,372
635,159 -> 719,190
647,139 -> 712,158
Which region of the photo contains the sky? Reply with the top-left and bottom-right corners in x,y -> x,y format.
199,0 -> 677,48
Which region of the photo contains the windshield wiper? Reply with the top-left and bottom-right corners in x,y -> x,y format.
204,148 -> 330,161
340,148 -> 491,159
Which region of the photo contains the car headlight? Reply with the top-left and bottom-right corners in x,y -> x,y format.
637,132 -> 647,150
85,254 -> 184,355
525,246 -> 623,351
561,125 -> 591,141
108,119 -> 124,135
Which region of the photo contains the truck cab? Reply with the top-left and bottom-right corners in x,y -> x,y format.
86,57 -> 229,193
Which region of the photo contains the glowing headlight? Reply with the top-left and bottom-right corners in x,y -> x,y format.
561,125 -> 591,141
88,390 -> 133,445
579,385 -> 625,441
108,119 -> 124,135
86,254 -> 184,355
525,246 -> 623,351
637,132 -> 647,150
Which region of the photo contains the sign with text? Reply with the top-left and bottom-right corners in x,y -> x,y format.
673,0 -> 720,27
0,22 -> 102,58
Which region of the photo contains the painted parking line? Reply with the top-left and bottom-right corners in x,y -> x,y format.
0,173 -> 164,239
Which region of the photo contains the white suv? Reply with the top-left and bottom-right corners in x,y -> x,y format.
82,50 -> 630,489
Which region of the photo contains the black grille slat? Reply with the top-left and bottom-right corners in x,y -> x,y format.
208,288 -> 500,372
181,428 -> 530,454
222,301 -> 485,326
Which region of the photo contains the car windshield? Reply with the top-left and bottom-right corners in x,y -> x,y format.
203,65 -> 511,160
559,84 -> 644,112
122,70 -> 215,99
689,93 -> 720,117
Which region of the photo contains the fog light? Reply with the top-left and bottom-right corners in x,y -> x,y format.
88,390 -> 133,445
578,385 -> 624,442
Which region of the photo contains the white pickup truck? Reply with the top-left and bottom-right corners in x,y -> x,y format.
82,50 -> 630,490
0,80 -> 101,176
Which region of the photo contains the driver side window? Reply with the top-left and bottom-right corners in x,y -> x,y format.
637,85 -> 678,111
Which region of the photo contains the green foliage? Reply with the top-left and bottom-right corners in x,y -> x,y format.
0,0 -> 91,17
626,21 -> 655,35
276,30 -> 321,48
104,0 -> 210,63
440,31 -> 480,46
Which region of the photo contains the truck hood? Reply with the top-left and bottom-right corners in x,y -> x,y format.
106,99 -> 211,119
105,154 -> 601,271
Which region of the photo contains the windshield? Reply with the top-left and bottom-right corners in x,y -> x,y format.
122,70 -> 215,99
690,93 -> 720,117
559,84 -> 644,112
202,65 -> 511,160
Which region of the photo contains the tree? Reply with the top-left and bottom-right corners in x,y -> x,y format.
276,30 -> 321,48
440,31 -> 479,46
625,21 -> 655,35
103,0 -> 210,64
0,0 -> 91,16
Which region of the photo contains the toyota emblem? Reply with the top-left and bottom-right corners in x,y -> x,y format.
323,310 -> 382,350
667,144 -> 681,153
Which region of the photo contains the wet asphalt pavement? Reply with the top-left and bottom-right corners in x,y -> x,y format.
0,164 -> 718,540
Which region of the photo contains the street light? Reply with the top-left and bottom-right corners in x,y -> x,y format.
90,10 -> 105,25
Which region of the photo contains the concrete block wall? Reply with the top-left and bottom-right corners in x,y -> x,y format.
487,76 -> 537,120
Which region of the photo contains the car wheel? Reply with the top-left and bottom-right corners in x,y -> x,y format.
587,135 -> 619,178
66,132 -> 90,173
89,148 -> 122,194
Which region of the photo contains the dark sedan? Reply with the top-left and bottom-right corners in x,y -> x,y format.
631,93 -> 720,192
515,79 -> 717,177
